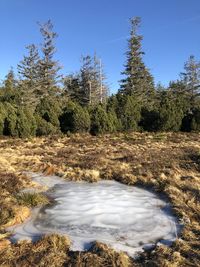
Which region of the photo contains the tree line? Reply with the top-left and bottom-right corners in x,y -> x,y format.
0,18 -> 200,138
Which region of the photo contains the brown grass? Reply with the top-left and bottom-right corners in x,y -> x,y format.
0,132 -> 199,266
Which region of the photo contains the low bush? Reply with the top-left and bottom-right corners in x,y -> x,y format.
116,95 -> 141,131
90,105 -> 115,135
15,108 -> 37,138
35,97 -> 61,128
35,115 -> 59,136
140,108 -> 161,131
59,101 -> 91,133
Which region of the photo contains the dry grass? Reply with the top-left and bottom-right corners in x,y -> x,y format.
0,132 -> 199,266
16,192 -> 49,207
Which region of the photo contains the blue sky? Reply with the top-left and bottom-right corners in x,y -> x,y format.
0,0 -> 200,93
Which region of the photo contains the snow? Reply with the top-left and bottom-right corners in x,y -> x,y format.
8,173 -> 179,257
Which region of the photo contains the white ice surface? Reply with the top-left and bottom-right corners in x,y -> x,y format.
8,173 -> 179,257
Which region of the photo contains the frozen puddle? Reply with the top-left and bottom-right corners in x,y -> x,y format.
8,173 -> 179,257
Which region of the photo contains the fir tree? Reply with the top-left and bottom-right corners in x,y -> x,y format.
119,17 -> 155,105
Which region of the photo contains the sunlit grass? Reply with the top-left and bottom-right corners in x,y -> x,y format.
16,192 -> 49,207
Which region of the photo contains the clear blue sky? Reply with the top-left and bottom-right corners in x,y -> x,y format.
0,0 -> 200,93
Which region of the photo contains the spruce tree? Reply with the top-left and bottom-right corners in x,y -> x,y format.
17,44 -> 40,107
18,44 -> 40,87
119,17 -> 155,105
180,55 -> 200,108
37,20 -> 61,97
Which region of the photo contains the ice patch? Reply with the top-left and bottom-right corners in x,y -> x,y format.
8,173 -> 179,257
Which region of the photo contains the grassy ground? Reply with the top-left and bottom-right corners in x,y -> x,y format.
0,132 -> 199,266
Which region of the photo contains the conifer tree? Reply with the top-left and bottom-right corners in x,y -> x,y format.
168,80 -> 189,111
18,44 -> 40,87
1,69 -> 21,104
180,55 -> 200,107
37,20 -> 61,97
119,17 -> 155,105
116,94 -> 141,130
4,68 -> 16,91
63,73 -> 82,102
80,54 -> 108,106
158,90 -> 185,131
17,44 -> 40,107
80,55 -> 96,105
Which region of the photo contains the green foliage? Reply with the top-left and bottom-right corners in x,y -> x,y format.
24,108 -> 37,136
182,108 -> 200,132
0,103 -> 7,135
116,94 -> 141,131
107,95 -> 119,113
37,20 -> 61,95
0,103 -> 37,138
79,55 -> 108,106
0,69 -> 22,105
159,92 -> 185,131
107,95 -> 123,131
15,109 -> 30,138
3,103 -> 18,136
140,108 -> 161,132
35,114 -> 58,136
191,109 -> 200,131
15,108 -> 37,138
72,106 -> 91,132
0,19 -> 200,137
59,101 -> 90,133
119,17 -> 155,105
0,88 -> 22,105
90,105 -> 117,135
180,55 -> 200,107
63,74 -> 82,103
4,69 -> 16,91
35,97 -> 61,127
107,111 -> 122,132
